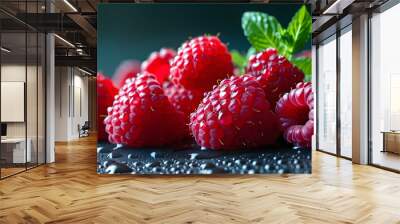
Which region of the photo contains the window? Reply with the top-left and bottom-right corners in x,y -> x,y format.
370,3 -> 400,171
0,2 -> 46,179
317,35 -> 337,154
339,26 -> 352,158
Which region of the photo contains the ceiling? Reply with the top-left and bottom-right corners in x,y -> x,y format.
3,0 -> 385,72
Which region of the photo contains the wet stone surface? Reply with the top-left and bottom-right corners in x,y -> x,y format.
97,140 -> 311,175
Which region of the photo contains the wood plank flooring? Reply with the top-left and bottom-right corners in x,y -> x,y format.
0,135 -> 400,224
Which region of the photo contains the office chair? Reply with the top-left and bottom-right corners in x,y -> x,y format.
79,121 -> 90,138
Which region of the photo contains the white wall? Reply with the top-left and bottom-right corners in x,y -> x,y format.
54,67 -> 89,141
55,67 -> 69,141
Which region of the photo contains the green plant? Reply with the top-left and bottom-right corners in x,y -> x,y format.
239,5 -> 312,81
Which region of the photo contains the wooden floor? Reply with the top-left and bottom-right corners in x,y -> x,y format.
372,150 -> 400,171
1,167 -> 26,178
1,135 -> 400,224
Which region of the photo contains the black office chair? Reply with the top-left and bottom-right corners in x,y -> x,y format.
79,121 -> 90,138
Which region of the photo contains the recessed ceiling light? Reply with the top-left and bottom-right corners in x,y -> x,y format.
54,34 -> 75,48
322,0 -> 354,15
78,67 -> 93,76
63,0 -> 78,12
1,47 -> 11,53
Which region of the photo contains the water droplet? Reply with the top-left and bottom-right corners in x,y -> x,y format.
127,154 -> 137,159
107,151 -> 122,159
146,161 -> 161,168
98,147 -> 112,154
113,144 -> 124,150
235,159 -> 246,166
252,160 -> 262,167
247,169 -> 255,174
103,160 -> 115,167
152,167 -> 162,173
105,163 -> 132,174
201,162 -> 216,170
189,153 -> 199,160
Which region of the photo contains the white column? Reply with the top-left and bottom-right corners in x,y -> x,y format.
46,32 -> 55,163
352,14 -> 369,164
45,0 -> 56,163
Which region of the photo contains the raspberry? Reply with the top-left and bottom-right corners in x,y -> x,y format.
97,73 -> 118,141
104,72 -> 185,147
113,60 -> 141,88
190,75 -> 280,150
163,81 -> 202,135
170,35 -> 234,93
275,82 -> 314,148
246,48 -> 304,107
141,48 -> 176,83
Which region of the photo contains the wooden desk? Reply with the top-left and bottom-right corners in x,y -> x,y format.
381,131 -> 400,154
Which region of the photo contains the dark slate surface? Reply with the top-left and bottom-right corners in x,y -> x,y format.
97,140 -> 311,175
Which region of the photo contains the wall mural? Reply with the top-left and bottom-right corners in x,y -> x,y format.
97,3 -> 313,175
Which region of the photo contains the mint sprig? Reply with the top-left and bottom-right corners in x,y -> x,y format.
242,12 -> 285,55
285,6 -> 312,57
241,5 -> 312,78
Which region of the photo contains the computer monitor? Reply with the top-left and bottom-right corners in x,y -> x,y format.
1,123 -> 7,137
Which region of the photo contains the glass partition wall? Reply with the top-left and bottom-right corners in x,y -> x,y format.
316,24 -> 353,159
317,35 -> 337,155
0,3 -> 46,179
370,3 -> 400,171
339,26 -> 352,159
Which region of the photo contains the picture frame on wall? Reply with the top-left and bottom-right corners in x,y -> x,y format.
97,3 -> 313,175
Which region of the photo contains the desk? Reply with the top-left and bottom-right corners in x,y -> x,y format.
1,138 -> 31,163
381,131 -> 400,154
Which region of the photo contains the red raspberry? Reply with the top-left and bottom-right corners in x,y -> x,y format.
246,48 -> 304,107
163,82 -> 202,136
190,75 -> 280,150
275,82 -> 314,148
104,72 -> 185,147
113,60 -> 141,88
141,48 -> 176,83
170,35 -> 234,93
97,73 -> 118,141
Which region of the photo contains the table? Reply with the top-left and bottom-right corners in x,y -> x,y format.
381,131 -> 400,154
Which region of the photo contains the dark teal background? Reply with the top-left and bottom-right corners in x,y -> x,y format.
98,3 -> 307,76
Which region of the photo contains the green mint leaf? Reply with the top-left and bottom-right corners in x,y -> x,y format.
291,57 -> 311,82
231,50 -> 247,75
242,12 -> 285,54
286,5 -> 312,55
